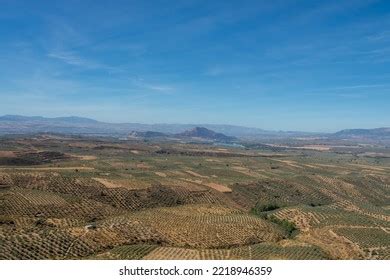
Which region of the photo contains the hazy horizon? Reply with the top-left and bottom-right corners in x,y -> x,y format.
1,1 -> 390,132
1,113 -> 389,133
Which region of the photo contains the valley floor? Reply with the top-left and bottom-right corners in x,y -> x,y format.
0,135 -> 389,260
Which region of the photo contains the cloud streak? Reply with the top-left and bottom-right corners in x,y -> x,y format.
48,51 -> 86,66
130,77 -> 174,93
47,50 -> 124,74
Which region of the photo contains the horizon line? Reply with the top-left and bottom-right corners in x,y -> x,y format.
0,114 -> 389,134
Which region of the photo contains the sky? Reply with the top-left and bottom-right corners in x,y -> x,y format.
0,0 -> 390,132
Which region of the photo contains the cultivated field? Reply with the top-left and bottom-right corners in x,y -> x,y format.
0,135 -> 389,259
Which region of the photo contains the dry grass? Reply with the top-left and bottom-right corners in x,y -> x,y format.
155,172 -> 167,177
70,155 -> 97,160
136,163 -> 151,169
0,151 -> 16,157
1,136 -> 389,260
185,170 -> 209,178
93,177 -> 150,190
204,182 -> 232,193
0,166 -> 94,171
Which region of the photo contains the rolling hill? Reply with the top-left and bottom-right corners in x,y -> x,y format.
176,127 -> 236,142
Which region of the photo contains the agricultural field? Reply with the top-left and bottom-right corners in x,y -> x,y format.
0,134 -> 389,260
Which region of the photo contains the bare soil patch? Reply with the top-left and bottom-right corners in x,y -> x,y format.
185,170 -> 209,178
93,177 -> 150,190
71,154 -> 97,160
136,163 -> 151,169
301,145 -> 330,151
181,178 -> 204,185
0,151 -> 16,157
93,178 -> 120,188
155,172 -> 167,177
204,182 -> 232,193
277,160 -> 303,169
298,228 -> 364,259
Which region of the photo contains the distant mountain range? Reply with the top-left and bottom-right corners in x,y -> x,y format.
332,128 -> 390,139
0,115 -> 388,140
0,115 -> 309,138
0,115 -> 99,124
128,127 -> 237,142
176,127 -> 237,142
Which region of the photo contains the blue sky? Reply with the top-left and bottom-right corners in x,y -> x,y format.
0,0 -> 389,132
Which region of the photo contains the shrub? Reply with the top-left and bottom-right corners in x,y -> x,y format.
268,216 -> 297,237
251,203 -> 280,215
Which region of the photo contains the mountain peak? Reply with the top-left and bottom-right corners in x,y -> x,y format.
189,127 -> 214,134
177,126 -> 236,142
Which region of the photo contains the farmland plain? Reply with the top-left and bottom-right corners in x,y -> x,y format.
0,134 -> 389,259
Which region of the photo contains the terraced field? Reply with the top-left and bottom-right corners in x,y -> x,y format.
0,135 -> 389,259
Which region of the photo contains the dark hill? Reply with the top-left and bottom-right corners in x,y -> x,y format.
128,131 -> 168,138
176,127 -> 236,142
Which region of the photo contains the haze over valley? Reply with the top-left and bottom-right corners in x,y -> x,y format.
1,0 -> 389,261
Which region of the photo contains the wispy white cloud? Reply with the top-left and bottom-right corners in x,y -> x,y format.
302,83 -> 390,98
47,50 -> 123,74
303,82 -> 389,91
285,0 -> 379,26
48,51 -> 85,66
130,77 -> 174,93
44,17 -> 121,72
325,84 -> 390,90
91,42 -> 147,56
144,84 -> 173,91
204,66 -> 226,76
366,30 -> 390,41
204,64 -> 251,77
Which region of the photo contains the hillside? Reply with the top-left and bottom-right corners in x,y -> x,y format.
1,134 -> 389,260
175,127 -> 236,142
333,128 -> 390,139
